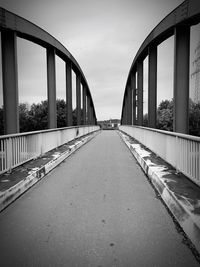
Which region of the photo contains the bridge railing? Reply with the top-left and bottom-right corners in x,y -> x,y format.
0,126 -> 100,175
119,125 -> 200,187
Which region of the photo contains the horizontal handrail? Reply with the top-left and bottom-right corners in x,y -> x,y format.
0,125 -> 100,175
123,125 -> 200,142
119,125 -> 200,187
0,125 -> 96,139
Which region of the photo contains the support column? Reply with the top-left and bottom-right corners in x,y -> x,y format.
173,26 -> 190,134
124,94 -> 128,124
127,85 -> 132,125
148,45 -> 157,128
121,108 -> 124,125
2,31 -> 19,134
137,60 -> 143,126
82,85 -> 87,125
87,95 -> 91,125
122,100 -> 126,125
47,47 -> 57,129
122,107 -> 125,124
91,107 -> 95,125
66,60 -> 72,126
89,98 -> 92,125
76,73 -> 81,125
131,72 -> 136,125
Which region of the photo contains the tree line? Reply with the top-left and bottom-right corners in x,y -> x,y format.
143,98 -> 200,136
0,98 -> 199,136
0,99 -> 79,135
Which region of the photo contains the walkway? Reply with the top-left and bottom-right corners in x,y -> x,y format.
0,131 -> 199,267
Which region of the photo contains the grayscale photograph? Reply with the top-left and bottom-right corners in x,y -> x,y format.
0,0 -> 200,266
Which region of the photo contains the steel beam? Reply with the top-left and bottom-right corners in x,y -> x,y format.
1,31 -> 19,134
173,25 -> 190,134
76,73 -> 81,125
124,94 -> 128,124
66,61 -> 72,126
47,47 -> 57,129
127,85 -> 132,125
148,45 -> 157,128
137,60 -> 143,126
82,85 -> 87,125
123,98 -> 126,125
87,96 -> 91,125
131,72 -> 136,125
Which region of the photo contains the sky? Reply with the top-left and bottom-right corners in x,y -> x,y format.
0,0 -> 199,120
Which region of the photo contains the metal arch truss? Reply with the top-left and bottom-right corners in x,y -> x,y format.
121,0 -> 200,134
0,7 -> 97,134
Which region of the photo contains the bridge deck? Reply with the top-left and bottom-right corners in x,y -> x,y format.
0,131 -> 199,266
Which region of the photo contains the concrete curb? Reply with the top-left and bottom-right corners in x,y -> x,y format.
118,130 -> 200,254
0,131 -> 99,212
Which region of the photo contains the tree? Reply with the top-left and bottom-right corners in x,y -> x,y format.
28,100 -> 48,131
57,99 -> 66,128
72,108 -> 84,126
189,100 -> 200,136
157,99 -> 173,131
19,103 -> 31,132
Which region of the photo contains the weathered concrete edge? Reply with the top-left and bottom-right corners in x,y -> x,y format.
118,130 -> 200,253
0,130 -> 99,212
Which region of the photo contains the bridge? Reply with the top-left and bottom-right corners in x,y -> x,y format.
0,1 -> 200,266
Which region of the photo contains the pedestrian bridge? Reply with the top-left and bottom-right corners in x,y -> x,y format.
0,130 -> 200,266
0,0 -> 200,188
0,1 -> 200,266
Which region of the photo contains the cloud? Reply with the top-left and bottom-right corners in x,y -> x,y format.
0,0 -> 185,120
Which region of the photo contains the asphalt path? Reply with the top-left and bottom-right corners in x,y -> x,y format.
0,130 -> 199,267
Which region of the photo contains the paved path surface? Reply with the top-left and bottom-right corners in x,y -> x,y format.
0,131 -> 199,267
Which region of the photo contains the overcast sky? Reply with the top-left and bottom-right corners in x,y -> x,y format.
0,0 -> 199,120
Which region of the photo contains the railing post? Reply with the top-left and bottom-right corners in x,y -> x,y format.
66,60 -> 73,126
47,47 -> 57,129
137,60 -> 143,126
173,25 -> 190,134
1,31 -> 19,134
148,45 -> 157,128
6,138 -> 12,173
82,85 -> 87,125
76,73 -> 81,125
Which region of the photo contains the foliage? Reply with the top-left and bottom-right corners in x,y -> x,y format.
189,100 -> 200,136
19,103 -> 33,132
25,100 -> 48,131
56,99 -> 66,128
1,98 -> 200,136
143,98 -> 200,136
0,99 -> 78,135
157,99 -> 173,131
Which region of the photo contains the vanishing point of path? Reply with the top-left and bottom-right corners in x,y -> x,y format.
0,131 -> 199,267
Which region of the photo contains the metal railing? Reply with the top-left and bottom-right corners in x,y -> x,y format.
119,125 -> 200,187
0,125 -> 99,175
